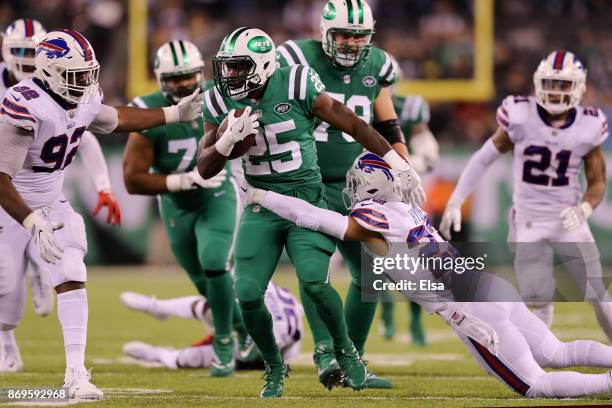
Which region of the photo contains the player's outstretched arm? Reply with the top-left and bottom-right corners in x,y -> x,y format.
79,131 -> 121,226
373,86 -> 409,158
88,90 -> 203,134
559,145 -> 606,231
439,126 -> 512,239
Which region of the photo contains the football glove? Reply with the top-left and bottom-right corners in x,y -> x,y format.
409,129 -> 439,174
560,202 -> 593,231
215,106 -> 260,156
445,304 -> 499,356
162,88 -> 204,123
93,190 -> 121,226
22,212 -> 64,264
382,150 -> 427,208
166,168 -> 227,192
439,199 -> 462,240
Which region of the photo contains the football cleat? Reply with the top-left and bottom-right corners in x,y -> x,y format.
364,370 -> 393,389
0,350 -> 23,373
335,344 -> 367,391
238,335 -> 261,364
63,367 -> 103,400
260,361 -> 289,398
27,262 -> 55,316
122,341 -> 159,362
313,342 -> 343,389
120,292 -> 168,320
210,335 -> 235,377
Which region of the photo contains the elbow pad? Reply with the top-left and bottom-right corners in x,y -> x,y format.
374,119 -> 405,145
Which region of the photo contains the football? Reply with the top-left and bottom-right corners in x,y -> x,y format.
216,108 -> 256,159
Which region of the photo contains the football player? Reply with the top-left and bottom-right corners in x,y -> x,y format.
439,51 -> 612,338
0,30 -> 201,399
245,151 -> 612,399
198,27 -> 424,397
275,0 -> 411,387
122,281 -> 303,370
123,40 -> 245,378
0,19 -> 121,373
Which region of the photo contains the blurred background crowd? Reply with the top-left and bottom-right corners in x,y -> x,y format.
1,0 -> 612,264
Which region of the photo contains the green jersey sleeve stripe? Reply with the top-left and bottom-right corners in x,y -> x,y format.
168,41 -> 179,66
379,52 -> 393,82
277,45 -> 296,66
298,65 -> 308,100
204,89 -> 219,118
294,65 -> 305,100
129,97 -> 147,108
288,65 -> 299,100
213,86 -> 229,114
285,40 -> 309,66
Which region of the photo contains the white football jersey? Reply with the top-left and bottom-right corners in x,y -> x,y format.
350,199 -> 455,313
496,96 -> 608,219
265,281 -> 304,356
0,77 -> 103,209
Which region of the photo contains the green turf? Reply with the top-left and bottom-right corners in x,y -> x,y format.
0,266 -> 610,407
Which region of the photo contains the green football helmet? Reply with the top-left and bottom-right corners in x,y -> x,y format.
154,40 -> 204,103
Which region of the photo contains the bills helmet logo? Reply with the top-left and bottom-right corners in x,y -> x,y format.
357,153 -> 394,181
36,38 -> 70,59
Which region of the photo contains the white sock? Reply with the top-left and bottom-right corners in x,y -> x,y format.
591,302 -> 612,343
527,371 -> 611,398
156,296 -> 202,320
550,340 -> 612,368
57,288 -> 88,370
0,330 -> 18,357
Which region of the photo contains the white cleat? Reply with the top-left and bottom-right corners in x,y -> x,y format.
63,367 -> 103,401
120,292 -> 167,320
27,264 -> 55,316
0,352 -> 23,373
123,341 -> 159,362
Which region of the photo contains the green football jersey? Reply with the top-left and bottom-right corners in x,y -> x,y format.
393,94 -> 430,138
276,39 -> 396,182
202,65 -> 326,194
130,83 -> 228,209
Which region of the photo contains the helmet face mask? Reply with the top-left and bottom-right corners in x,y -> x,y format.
533,51 -> 586,115
60,65 -> 100,103
160,70 -> 202,101
213,27 -> 276,101
327,28 -> 373,68
154,40 -> 204,103
2,19 -> 46,82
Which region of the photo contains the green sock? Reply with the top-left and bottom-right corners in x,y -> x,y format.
240,298 -> 283,365
302,282 -> 351,350
299,284 -> 333,346
381,292 -> 395,326
344,282 -> 377,356
205,271 -> 233,337
232,301 -> 248,344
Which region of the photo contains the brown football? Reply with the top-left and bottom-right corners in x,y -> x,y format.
216,108 -> 256,159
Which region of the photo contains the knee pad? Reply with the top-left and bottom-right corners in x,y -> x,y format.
531,331 -> 563,368
0,322 -> 18,331
301,281 -> 330,304
239,297 -> 264,312
235,278 -> 264,304
49,248 -> 86,287
0,282 -> 26,329
198,232 -> 231,271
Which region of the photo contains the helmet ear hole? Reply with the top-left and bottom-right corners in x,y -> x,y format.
263,61 -> 269,70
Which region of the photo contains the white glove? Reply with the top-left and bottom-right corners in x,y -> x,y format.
215,106 -> 260,156
238,181 -> 267,206
162,88 -> 203,123
444,304 -> 499,356
439,199 -> 462,240
166,168 -> 227,192
560,202 -> 593,231
22,212 -> 64,264
396,167 -> 427,208
409,129 -> 439,173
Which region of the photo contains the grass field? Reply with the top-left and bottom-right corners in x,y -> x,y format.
1,265 -> 611,407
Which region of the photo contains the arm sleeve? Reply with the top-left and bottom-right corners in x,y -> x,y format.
276,43 -> 295,68
78,131 -> 112,192
259,190 -> 349,240
87,104 -> 119,134
0,122 -> 34,178
202,87 -> 226,126
377,51 -> 397,87
290,65 -> 325,115
448,138 -> 502,204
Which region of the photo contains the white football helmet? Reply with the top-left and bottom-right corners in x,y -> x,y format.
533,50 -> 586,115
212,27 -> 276,100
320,0 -> 375,68
1,18 -> 46,82
34,30 -> 100,104
343,152 -> 402,208
154,40 -> 204,103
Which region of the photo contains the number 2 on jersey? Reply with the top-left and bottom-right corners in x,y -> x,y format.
33,127 -> 86,173
522,145 -> 571,186
244,119 -> 302,175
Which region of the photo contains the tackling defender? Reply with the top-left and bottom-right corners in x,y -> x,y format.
246,151 -> 612,399
0,19 -> 121,373
123,39 -> 243,377
198,27 -> 424,397
0,30 -> 201,399
122,281 -> 303,370
439,51 -> 612,338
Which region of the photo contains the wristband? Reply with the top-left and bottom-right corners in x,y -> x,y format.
22,212 -> 40,232
162,106 -> 179,124
580,201 -> 593,218
214,136 -> 234,157
382,149 -> 410,171
166,174 -> 183,192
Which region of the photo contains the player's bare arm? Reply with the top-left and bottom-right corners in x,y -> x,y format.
490,126 -> 514,152
373,86 -> 408,157
582,145 -> 606,209
123,132 -> 167,194
197,122 -> 226,179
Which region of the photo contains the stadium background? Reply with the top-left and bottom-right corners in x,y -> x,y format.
2,0 -> 612,265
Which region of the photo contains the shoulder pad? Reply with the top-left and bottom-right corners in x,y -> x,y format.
277,39 -> 310,67
1,83 -> 39,129
496,95 -> 530,131
350,199 -> 390,232
202,86 -> 230,119
374,49 -> 395,86
580,106 -> 609,146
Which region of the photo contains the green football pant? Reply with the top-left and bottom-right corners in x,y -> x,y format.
160,182 -> 237,338
234,185 -> 351,365
300,180 -> 378,356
